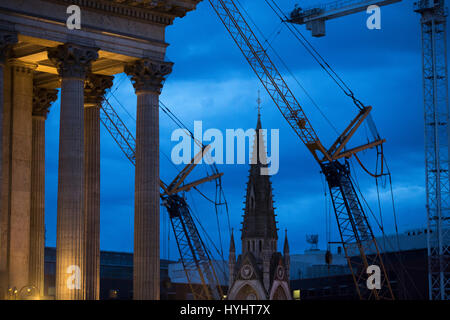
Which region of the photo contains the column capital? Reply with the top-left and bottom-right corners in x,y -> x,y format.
0,30 -> 17,65
33,87 -> 58,119
47,43 -> 99,80
84,74 -> 114,107
124,59 -> 173,94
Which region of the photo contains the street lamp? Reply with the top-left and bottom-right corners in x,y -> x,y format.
7,285 -> 39,300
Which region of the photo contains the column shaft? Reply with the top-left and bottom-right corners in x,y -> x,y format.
29,116 -> 45,296
0,63 -> 10,297
29,87 -> 57,298
48,44 -> 98,300
84,106 -> 100,300
125,59 -> 172,300
83,74 -> 112,300
56,77 -> 85,300
134,92 -> 160,300
0,30 -> 17,298
8,61 -> 36,291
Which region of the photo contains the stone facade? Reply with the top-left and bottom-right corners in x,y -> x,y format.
0,0 -> 200,300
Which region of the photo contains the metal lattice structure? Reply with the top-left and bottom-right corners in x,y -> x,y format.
209,0 -> 394,299
98,96 -> 224,300
99,99 -> 136,165
163,195 -> 223,300
322,162 -> 393,299
289,0 -> 402,37
415,0 -> 450,300
209,0 -> 328,163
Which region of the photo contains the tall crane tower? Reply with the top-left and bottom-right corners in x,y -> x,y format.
414,0 -> 449,301
290,0 -> 449,300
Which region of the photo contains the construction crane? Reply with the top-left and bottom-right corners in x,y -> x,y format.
209,0 -> 394,299
99,97 -> 224,300
288,0 -> 449,301
414,0 -> 449,301
288,0 -> 402,37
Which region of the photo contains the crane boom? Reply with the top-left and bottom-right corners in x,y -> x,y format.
209,0 -> 394,299
289,0 -> 402,37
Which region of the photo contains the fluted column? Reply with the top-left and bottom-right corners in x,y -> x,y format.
29,87 -> 57,298
7,60 -> 37,293
125,59 -> 172,300
48,44 -> 98,300
83,74 -> 113,300
0,30 -> 17,298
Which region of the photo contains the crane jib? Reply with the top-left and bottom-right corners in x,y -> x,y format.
210,0 -> 394,300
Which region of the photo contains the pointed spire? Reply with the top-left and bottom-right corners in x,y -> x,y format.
242,92 -> 277,242
284,229 -> 289,254
256,89 -> 262,130
229,228 -> 235,253
250,92 -> 267,166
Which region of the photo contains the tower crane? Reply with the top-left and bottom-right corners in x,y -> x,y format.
414,0 -> 449,301
208,0 -> 394,299
99,97 -> 225,300
288,0 -> 449,301
288,0 -> 402,37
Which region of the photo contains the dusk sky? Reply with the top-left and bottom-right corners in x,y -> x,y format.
44,0 -> 434,262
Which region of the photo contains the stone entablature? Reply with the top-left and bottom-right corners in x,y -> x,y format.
46,0 -> 202,25
0,0 -> 201,85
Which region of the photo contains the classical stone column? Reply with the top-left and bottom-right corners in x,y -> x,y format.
83,74 -> 113,300
7,60 -> 37,293
125,59 -> 172,300
29,87 -> 57,298
48,44 -> 98,300
0,30 -> 17,297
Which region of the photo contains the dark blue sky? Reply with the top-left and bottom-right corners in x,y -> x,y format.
44,0 -> 437,261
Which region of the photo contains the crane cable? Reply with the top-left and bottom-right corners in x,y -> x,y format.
353,145 -> 385,178
188,193 -> 228,280
264,0 -> 366,111
159,99 -> 232,253
105,74 -> 231,261
349,160 -> 423,299
234,0 -> 340,135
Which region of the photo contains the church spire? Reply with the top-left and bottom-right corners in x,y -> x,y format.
242,93 -> 277,246
229,229 -> 236,289
229,228 -> 236,253
257,89 -> 262,129
283,229 -> 289,254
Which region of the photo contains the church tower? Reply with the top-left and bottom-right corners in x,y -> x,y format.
228,95 -> 291,300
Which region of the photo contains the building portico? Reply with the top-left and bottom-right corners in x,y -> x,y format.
0,0 -> 200,300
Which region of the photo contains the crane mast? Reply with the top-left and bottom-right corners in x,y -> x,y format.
208,0 -> 393,299
414,0 -> 449,301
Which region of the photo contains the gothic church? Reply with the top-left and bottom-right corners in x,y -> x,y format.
227,100 -> 291,300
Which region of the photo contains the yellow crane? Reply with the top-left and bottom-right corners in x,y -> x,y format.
208,0 -> 394,300
100,98 -> 224,300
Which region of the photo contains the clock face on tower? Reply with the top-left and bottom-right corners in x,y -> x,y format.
241,264 -> 254,280
276,266 -> 285,279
